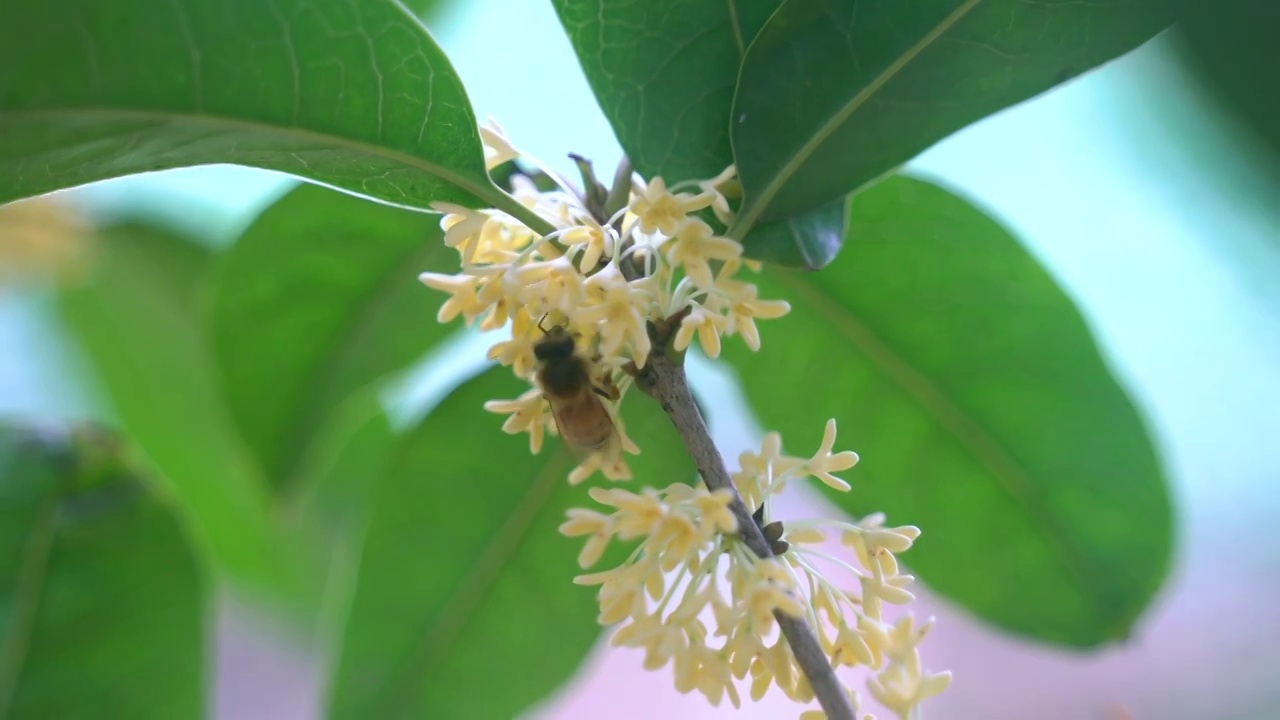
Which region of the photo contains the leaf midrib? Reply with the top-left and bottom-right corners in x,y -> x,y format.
375,446 -> 575,712
0,495 -> 60,716
732,0 -> 986,235
1,106 -> 497,210
773,270 -> 1111,624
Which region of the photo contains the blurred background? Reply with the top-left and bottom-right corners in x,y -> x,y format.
2,0 -> 1278,718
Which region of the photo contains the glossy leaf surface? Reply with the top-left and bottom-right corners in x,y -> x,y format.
724,175 -> 1173,646
550,0 -> 847,268
56,222 -> 304,604
0,423 -> 205,718
730,0 -> 1174,229
212,184 -> 456,492
0,0 -> 499,212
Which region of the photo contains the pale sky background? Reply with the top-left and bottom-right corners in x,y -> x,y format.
2,0 -> 1279,718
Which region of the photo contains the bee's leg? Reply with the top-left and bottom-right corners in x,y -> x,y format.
592,386 -> 614,400
595,373 -> 622,401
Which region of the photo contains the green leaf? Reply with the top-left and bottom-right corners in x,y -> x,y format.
723,175 -> 1173,647
402,0 -> 452,22
742,195 -> 848,270
0,422 -> 206,718
1173,0 -> 1280,157
329,368 -> 695,717
729,0 -> 1174,232
212,183 -> 457,493
551,0 -> 779,185
551,0 -> 845,267
285,390 -> 399,657
56,222 -> 306,606
0,0 -> 513,216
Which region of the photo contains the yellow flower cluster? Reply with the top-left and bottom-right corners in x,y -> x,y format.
419,121 -> 790,481
562,419 -> 950,718
0,196 -> 92,286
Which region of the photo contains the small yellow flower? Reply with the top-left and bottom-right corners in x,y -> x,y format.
749,658 -> 774,701
677,645 -> 738,708
696,164 -> 740,227
761,639 -> 797,696
559,508 -> 614,567
734,432 -> 806,507
830,623 -> 876,668
576,264 -> 653,365
631,176 -> 714,236
725,284 -> 791,351
478,118 -> 521,170
589,486 -> 665,540
431,202 -> 493,267
418,272 -> 489,325
561,217 -> 611,273
486,307 -> 541,378
740,562 -> 804,628
483,388 -> 553,453
867,651 -> 951,720
805,418 -> 860,491
692,489 -> 738,536
862,614 -> 933,666
647,513 -> 702,571
523,255 -> 587,316
567,449 -> 633,485
841,514 -> 920,572
664,219 -> 742,289
609,611 -> 661,648
673,305 -> 728,358
724,627 -> 764,679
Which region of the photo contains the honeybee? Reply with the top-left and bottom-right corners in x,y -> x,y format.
534,324 -> 618,455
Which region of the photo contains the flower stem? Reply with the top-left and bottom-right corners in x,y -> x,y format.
632,349 -> 855,720
488,188 -> 558,236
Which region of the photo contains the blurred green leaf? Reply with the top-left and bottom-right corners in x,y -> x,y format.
1172,0 -> 1280,157
0,0 -> 510,214
56,222 -> 306,606
729,0 -> 1174,230
212,184 -> 456,494
0,422 -> 206,718
329,368 -> 695,718
723,175 -> 1173,647
550,0 -> 845,268
285,389 -> 399,656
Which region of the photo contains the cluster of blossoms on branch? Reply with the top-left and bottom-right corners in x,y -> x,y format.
562,421 -> 951,719
419,120 -> 788,484
419,120 -> 949,718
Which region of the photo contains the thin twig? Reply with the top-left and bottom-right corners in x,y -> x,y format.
601,151 -> 850,715
632,348 -> 856,720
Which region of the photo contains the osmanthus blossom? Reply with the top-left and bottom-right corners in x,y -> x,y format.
419,121 -> 949,718
561,421 -> 951,719
418,121 -> 790,484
